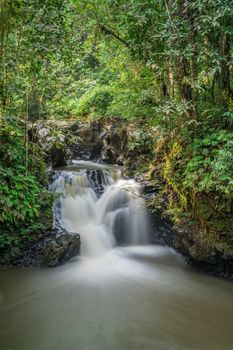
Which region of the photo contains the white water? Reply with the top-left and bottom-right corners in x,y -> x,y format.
51,162 -> 150,257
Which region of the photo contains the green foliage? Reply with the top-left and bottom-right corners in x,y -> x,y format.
0,117 -> 53,261
149,127 -> 233,248
0,117 -> 25,167
0,171 -> 40,225
183,131 -> 233,196
128,129 -> 154,153
76,86 -> 113,118
1,0 -> 233,264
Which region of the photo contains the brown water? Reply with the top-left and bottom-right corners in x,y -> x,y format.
0,246 -> 233,350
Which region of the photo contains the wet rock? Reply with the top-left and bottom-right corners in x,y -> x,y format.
186,255 -> 233,281
37,127 -> 50,138
19,230 -> 81,267
71,119 -> 128,164
137,172 -> 233,280
100,128 -> 128,164
29,120 -> 80,167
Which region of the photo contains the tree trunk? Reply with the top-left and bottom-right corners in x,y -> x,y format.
219,33 -> 232,107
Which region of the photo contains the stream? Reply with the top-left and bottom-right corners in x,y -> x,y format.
0,162 -> 233,350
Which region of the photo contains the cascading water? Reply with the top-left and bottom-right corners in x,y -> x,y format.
51,161 -> 150,257
2,167 -> 233,350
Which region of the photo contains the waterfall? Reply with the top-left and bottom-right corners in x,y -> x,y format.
51,162 -> 150,257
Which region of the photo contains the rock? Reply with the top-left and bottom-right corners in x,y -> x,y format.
100,128 -> 128,164
29,120 -> 80,167
20,230 -> 81,267
36,231 -> 80,267
71,119 -> 128,164
37,127 -> 50,138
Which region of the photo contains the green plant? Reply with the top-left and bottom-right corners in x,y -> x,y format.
76,86 -> 113,118
0,117 -> 53,262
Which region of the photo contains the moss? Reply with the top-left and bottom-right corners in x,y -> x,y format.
163,140 -> 187,209
129,124 -> 233,270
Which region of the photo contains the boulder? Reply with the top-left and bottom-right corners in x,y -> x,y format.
21,230 -> 81,267
29,120 -> 80,167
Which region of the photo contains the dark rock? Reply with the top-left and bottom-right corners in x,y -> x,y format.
149,212 -> 176,246
172,225 -> 233,281
68,122 -> 79,132
17,230 -> 80,267
72,119 -> 128,164
138,174 -> 233,281
35,231 -> 80,267
185,255 -> 233,281
29,120 -> 80,167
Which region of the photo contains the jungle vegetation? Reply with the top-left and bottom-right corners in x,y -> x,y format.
1,0 -> 233,261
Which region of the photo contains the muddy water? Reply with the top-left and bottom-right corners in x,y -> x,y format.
0,246 -> 233,350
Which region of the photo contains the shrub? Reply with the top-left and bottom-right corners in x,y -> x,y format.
76,86 -> 113,118
0,116 -> 53,260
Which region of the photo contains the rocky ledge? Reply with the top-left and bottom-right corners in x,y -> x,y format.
136,175 -> 233,281
14,230 -> 80,268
